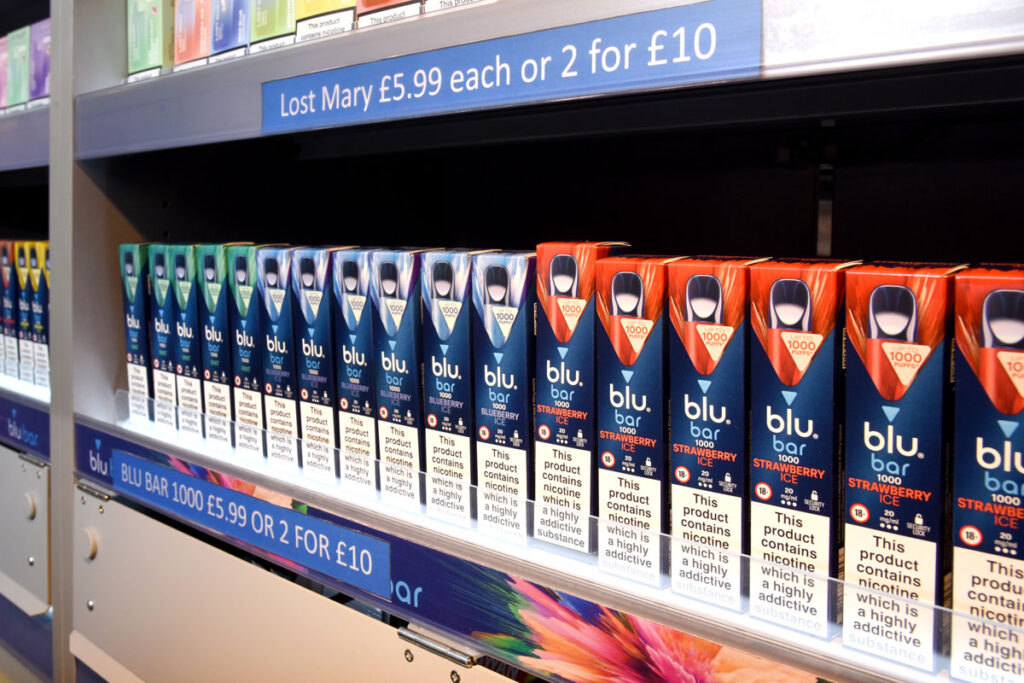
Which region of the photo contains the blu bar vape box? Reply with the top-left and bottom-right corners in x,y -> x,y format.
6,26 -> 28,107
227,245 -> 270,460
331,248 -> 378,495
196,244 -> 240,447
169,245 -> 203,437
596,256 -> 678,585
28,19 -> 49,100
293,246 -> 351,486
1,241 -> 17,377
120,244 -> 151,421
258,246 -> 300,471
127,0 -> 174,73
668,256 -> 766,609
356,0 -> 420,28
422,249 -> 490,525
29,241 -> 49,388
748,258 -> 858,637
371,248 -> 432,511
950,266 -> 1024,682
534,241 -> 626,552
473,251 -> 536,543
148,244 -> 178,429
212,0 -> 249,54
14,242 -> 32,382
843,263 -> 962,669
251,0 -> 296,43
175,0 -> 212,64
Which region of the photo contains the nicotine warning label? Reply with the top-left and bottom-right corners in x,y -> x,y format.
234,387 -> 264,460
750,502 -> 832,637
534,442 -> 591,551
477,443 -> 528,544
177,375 -> 203,437
671,487 -> 742,610
127,364 -> 150,422
301,402 -> 337,485
426,430 -> 472,525
843,525 -> 937,670
203,381 -> 232,447
153,369 -> 177,429
379,421 -> 421,512
340,413 -> 378,495
952,547 -> 1024,683
265,396 -> 300,470
599,469 -> 661,586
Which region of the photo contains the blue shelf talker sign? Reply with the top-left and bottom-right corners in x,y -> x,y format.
111,451 -> 392,598
262,0 -> 762,134
0,395 -> 49,459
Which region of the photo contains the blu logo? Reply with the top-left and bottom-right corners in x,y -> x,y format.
684,393 -> 727,441
766,405 -> 815,456
546,359 -> 580,402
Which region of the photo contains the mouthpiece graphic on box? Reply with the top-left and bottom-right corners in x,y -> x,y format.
550,254 -> 578,297
611,271 -> 643,317
29,250 -> 37,269
379,261 -> 399,298
174,253 -> 187,282
153,252 -> 165,279
983,289 -> 1024,349
685,274 -> 722,323
769,278 -> 811,331
869,285 -> 918,342
299,257 -> 316,290
123,251 -> 134,276
342,260 -> 359,293
486,265 -> 510,305
433,261 -> 454,300
203,254 -> 217,283
264,257 -> 279,288
44,248 -> 48,272
234,256 -> 248,285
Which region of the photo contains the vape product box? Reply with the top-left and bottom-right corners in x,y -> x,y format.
251,0 -> 296,44
356,0 -> 420,28
296,0 -> 354,41
169,245 -> 204,437
259,246 -> 301,471
371,248 -> 433,511
175,0 -> 212,65
14,242 -> 32,382
0,241 -> 16,376
29,241 -> 49,388
120,244 -> 151,421
127,0 -> 174,73
331,248 -> 378,495
293,246 -> 351,486
212,0 -> 249,55
668,257 -> 766,609
0,37 -> 8,109
421,249 -> 490,525
950,266 -> 1024,682
596,256 -> 678,585
28,19 -> 48,100
196,244 -> 237,447
843,263 -> 962,669
227,244 -> 270,460
473,251 -> 536,543
534,242 -> 626,552
149,245 -> 178,428
7,27 -> 29,107
748,259 -> 858,637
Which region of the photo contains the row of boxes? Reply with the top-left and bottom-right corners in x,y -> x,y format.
1,241 -> 49,388
0,19 -> 49,109
119,243 -> 1023,678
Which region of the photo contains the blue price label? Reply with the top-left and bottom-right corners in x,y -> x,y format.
0,395 -> 49,458
262,0 -> 761,134
111,451 -> 391,598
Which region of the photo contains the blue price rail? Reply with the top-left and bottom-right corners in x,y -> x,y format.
262,0 -> 762,135
0,389 -> 49,459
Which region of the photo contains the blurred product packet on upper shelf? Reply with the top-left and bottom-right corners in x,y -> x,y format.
212,0 -> 250,55
296,0 -> 355,41
6,26 -> 29,107
148,244 -> 178,429
127,0 -> 174,74
174,0 -> 212,65
28,19 -> 49,101
14,241 -> 32,383
169,245 -> 204,438
251,0 -> 297,45
950,265 -> 1024,683
0,36 -> 8,109
356,0 -> 420,28
843,262 -> 964,670
668,256 -> 767,611
29,241 -> 49,388
748,258 -> 859,639
120,244 -> 152,422
1,241 -> 18,378
533,241 -> 627,553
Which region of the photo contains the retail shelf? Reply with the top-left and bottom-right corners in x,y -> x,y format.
74,0 -> 1024,160
72,397 -> 1009,683
0,105 -> 49,171
0,376 -> 49,460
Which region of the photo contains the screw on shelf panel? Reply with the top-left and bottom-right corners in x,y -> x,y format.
450,672 -> 460,683
27,556 -> 34,566
87,600 -> 94,612
404,649 -> 414,663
